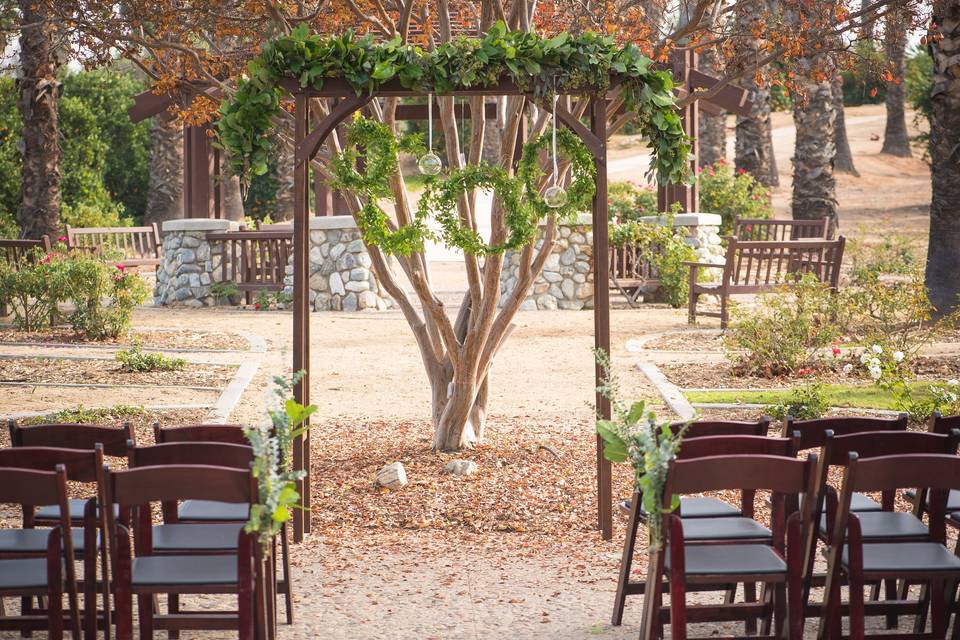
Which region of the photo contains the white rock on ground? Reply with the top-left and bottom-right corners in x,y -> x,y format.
375,462 -> 408,489
444,460 -> 478,476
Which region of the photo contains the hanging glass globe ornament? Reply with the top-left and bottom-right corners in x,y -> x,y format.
543,184 -> 568,208
418,152 -> 443,176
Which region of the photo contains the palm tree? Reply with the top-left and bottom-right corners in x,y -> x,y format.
833,75 -> 860,175
924,0 -> 960,317
792,70 -> 838,234
732,0 -> 775,187
16,0 -> 61,239
698,48 -> 726,168
143,114 -> 184,225
881,7 -> 912,157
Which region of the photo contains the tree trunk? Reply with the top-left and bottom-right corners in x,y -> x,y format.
833,75 -> 861,176
143,114 -> 184,226
861,0 -> 878,39
735,85 -> 774,186
765,120 -> 780,187
881,7 -> 912,157
273,122 -> 295,220
16,0 -> 61,239
221,173 -> 245,222
924,0 -> 960,317
697,48 -> 726,169
792,75 -> 838,235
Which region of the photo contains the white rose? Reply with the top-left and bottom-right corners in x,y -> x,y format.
893,351 -> 904,363
870,358 -> 881,368
860,352 -> 871,364
869,365 -> 882,381
949,380 -> 959,387
872,344 -> 883,354
842,363 -> 854,374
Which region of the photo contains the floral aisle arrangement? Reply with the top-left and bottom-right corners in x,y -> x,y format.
594,350 -> 686,549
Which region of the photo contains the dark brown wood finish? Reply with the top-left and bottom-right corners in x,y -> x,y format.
733,218 -> 830,241
154,423 -> 250,445
205,230 -> 293,303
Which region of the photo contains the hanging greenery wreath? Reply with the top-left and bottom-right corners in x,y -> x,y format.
516,127 -> 596,221
217,22 -> 691,187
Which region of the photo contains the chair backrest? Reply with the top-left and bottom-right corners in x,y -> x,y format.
723,237 -> 846,290
820,429 -> 959,466
733,218 -> 830,241
128,441 -> 253,470
929,412 -> 960,436
0,445 -> 103,483
837,454 -> 960,544
783,414 -> 908,450
65,224 -> 161,263
0,465 -> 76,567
153,423 -> 249,445
669,417 -> 771,439
677,433 -> 798,460
103,464 -> 255,510
9,421 -> 135,457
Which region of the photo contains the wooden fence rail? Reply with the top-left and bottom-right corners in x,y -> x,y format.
206,230 -> 293,303
608,242 -> 661,307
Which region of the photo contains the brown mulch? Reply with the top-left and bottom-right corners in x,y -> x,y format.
642,331 -> 726,352
0,327 -> 249,351
0,357 -> 236,388
663,354 -> 960,390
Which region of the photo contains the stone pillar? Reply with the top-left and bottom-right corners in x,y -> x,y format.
282,215 -> 392,312
639,212 -> 725,268
155,219 -> 238,307
500,214 -> 595,311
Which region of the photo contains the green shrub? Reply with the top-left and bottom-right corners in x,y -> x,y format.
0,250 -> 68,330
65,259 -> 148,339
608,181 -> 657,223
697,161 -> 773,235
725,275 -> 842,377
765,383 -> 829,421
841,41 -> 887,106
849,234 -> 919,282
211,280 -> 241,304
116,345 -> 187,372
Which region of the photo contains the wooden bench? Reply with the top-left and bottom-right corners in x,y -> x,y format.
205,229 -> 293,304
733,218 -> 830,241
65,224 -> 161,269
687,236 -> 846,328
609,242 -> 660,307
0,236 -> 52,316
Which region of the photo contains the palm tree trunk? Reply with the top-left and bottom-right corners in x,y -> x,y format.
924,0 -> 960,317
792,75 -> 838,235
733,0 -> 775,187
16,0 -> 61,239
697,48 -> 726,169
833,75 -> 860,176
881,7 -> 912,157
143,114 -> 184,226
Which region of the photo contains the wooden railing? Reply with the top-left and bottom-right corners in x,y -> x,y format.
0,236 -> 51,266
65,224 -> 162,268
206,229 -> 293,303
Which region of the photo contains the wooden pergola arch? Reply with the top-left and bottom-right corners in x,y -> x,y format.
279,51 -> 751,544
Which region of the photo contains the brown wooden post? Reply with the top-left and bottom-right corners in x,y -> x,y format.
590,95 -> 613,541
292,94 -> 311,542
183,123 -> 215,217
657,49 -> 700,213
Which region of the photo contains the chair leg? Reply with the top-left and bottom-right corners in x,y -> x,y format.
719,295 -> 729,330
166,595 -> 179,639
884,578 -> 899,629
849,572 -> 866,640
612,494 -> 642,626
137,595 -> 153,640
931,579 -> 947,639
280,524 -> 294,625
84,547 -> 97,640
917,582 -> 932,635
745,582 -> 758,635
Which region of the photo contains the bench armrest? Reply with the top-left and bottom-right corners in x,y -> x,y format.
683,261 -> 725,269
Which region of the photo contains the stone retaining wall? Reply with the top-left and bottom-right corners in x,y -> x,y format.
155,219 -> 236,307
639,212 -> 725,268
282,216 -> 392,312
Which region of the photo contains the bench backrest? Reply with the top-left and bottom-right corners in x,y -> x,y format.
722,236 -> 846,291
733,218 -> 830,241
65,224 -> 161,266
0,236 -> 51,267
206,229 -> 293,293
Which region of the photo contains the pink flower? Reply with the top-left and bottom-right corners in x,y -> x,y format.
737,168 -> 746,175
797,368 -> 813,377
717,158 -> 727,165
57,235 -> 67,243
707,167 -> 715,176
832,347 -> 841,357
115,264 -> 126,272
254,303 -> 261,310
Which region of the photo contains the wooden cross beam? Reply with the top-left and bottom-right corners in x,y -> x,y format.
658,49 -> 753,213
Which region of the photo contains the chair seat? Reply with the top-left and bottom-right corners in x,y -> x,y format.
820,512 -> 929,540
35,498 -> 119,522
132,555 -> 238,587
842,542 -> 960,573
0,528 -> 92,554
152,524 -> 243,552
681,517 -> 771,541
903,488 -> 960,512
177,500 -> 249,522
0,557 -> 59,590
624,496 -> 739,519
665,544 -> 786,576
798,492 -> 881,513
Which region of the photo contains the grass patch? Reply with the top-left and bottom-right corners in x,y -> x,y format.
685,383 -> 930,410
22,404 -> 148,425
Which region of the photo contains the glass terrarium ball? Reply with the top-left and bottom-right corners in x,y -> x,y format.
543,185 -> 568,209
418,152 -> 443,176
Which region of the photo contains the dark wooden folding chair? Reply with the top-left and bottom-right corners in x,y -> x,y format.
906,413 -> 960,517
152,424 -> 295,626
783,414 -> 909,513
101,464 -> 259,640
639,453 -> 820,640
0,446 -> 110,640
804,429 -> 960,631
8,421 -> 135,526
0,464 -> 82,640
613,430 -> 794,628
819,453 -> 960,639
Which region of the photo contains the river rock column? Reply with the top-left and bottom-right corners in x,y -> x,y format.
639,212 -> 725,267
283,215 -> 392,312
499,214 -> 595,311
155,219 -> 237,307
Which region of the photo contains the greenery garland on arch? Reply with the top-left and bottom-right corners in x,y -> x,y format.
216,22 -> 691,186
